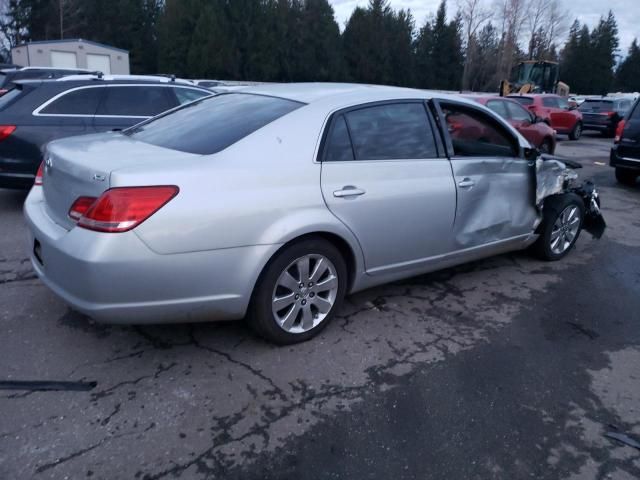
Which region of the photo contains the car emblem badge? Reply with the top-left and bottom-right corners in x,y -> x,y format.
45,156 -> 53,169
93,173 -> 106,182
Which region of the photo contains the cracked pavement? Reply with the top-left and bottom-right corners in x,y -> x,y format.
1,135 -> 639,479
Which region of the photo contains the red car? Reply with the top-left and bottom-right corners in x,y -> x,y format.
508,94 -> 583,141
465,95 -> 557,154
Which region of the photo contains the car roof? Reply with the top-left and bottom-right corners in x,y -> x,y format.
236,82 -> 477,107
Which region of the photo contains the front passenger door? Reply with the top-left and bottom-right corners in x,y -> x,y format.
438,101 -> 538,249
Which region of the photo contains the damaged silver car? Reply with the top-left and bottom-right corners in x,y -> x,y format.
24,84 -> 605,344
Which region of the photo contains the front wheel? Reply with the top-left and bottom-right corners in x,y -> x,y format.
247,238 -> 347,344
532,193 -> 584,261
569,122 -> 582,141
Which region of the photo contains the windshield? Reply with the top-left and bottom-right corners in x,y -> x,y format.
126,93 -> 304,155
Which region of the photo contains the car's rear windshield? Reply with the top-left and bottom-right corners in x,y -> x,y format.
579,100 -> 613,110
509,96 -> 533,106
125,93 -> 303,155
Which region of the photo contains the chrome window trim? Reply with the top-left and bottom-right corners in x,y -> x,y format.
32,84 -> 209,118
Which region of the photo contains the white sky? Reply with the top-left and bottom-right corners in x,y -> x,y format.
328,0 -> 639,56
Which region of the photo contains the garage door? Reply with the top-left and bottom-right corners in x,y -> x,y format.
87,54 -> 111,74
50,51 -> 77,68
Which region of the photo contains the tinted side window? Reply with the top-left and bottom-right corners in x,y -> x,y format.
542,97 -> 558,108
127,93 -> 303,155
173,87 -> 211,105
344,103 -> 437,160
324,115 -> 354,161
441,103 -> 518,158
40,87 -> 103,115
486,100 -> 509,119
98,86 -> 174,117
506,101 -> 532,121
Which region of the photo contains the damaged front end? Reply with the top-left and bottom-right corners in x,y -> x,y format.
536,155 -> 606,239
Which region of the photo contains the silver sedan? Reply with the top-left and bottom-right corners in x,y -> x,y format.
24,83 -> 600,344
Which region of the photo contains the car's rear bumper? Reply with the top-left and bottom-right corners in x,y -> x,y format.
610,147 -> 640,171
24,188 -> 280,324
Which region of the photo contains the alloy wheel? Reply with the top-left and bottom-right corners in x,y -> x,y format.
550,205 -> 580,254
271,254 -> 339,334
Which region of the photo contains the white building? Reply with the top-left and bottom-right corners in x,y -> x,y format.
11,39 -> 130,74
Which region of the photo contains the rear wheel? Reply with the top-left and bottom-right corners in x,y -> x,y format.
247,238 -> 347,344
532,193 -> 584,261
569,122 -> 582,141
615,167 -> 638,186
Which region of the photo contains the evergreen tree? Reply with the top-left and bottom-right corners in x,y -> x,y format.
615,39 -> 640,92
467,22 -> 500,91
590,10 -> 619,94
414,0 -> 464,90
298,0 -> 345,81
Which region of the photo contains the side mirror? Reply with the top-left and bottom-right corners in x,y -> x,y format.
524,146 -> 540,161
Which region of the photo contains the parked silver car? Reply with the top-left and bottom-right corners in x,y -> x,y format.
24,83 -> 604,344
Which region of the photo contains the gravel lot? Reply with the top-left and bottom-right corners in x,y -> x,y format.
1,134 -> 639,479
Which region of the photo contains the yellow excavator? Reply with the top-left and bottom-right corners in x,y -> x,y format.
500,60 -> 570,96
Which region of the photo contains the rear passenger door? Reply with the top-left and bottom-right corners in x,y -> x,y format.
93,85 -> 177,131
437,101 -> 538,249
34,86 -> 104,135
320,101 -> 457,275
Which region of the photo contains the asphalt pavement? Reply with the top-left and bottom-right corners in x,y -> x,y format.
1,134 -> 639,479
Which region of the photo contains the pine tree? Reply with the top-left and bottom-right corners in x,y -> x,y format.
590,10 -> 619,94
414,0 -> 464,90
615,39 -> 640,92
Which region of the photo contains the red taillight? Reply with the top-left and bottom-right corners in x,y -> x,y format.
615,119 -> 626,143
606,111 -> 616,117
34,161 -> 44,186
68,196 -> 98,221
0,125 -> 16,141
76,186 -> 179,233
0,89 -> 8,96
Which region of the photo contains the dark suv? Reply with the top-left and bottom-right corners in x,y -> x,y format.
580,97 -> 633,137
610,97 -> 640,186
0,77 -> 212,189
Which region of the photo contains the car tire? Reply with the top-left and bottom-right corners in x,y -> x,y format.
569,122 -> 582,141
532,193 -> 584,261
539,138 -> 554,154
247,237 -> 347,345
615,167 -> 638,186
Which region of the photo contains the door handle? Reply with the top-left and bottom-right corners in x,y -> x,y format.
457,178 -> 475,188
333,186 -> 366,198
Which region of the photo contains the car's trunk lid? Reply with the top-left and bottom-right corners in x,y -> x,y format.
42,131 -> 194,230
